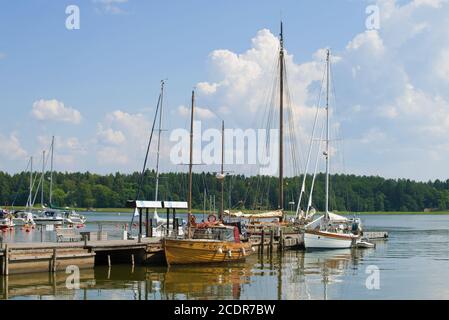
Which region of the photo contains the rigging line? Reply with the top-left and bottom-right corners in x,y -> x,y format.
306,119 -> 326,218
130,88 -> 162,231
295,65 -> 326,217
31,147 -> 52,207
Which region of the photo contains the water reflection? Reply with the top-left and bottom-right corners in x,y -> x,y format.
1,248 -> 374,300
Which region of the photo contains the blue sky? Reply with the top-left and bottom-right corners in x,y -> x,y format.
1,0 -> 449,181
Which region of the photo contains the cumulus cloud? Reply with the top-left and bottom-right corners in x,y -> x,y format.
32,99 -> 82,124
0,133 -> 27,160
177,105 -> 216,120
194,0 -> 449,179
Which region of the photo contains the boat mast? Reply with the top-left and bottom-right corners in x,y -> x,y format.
279,21 -> 284,214
41,150 -> 45,207
49,136 -> 54,206
325,49 -> 330,218
154,80 -> 165,211
28,156 -> 33,209
188,90 -> 195,238
220,120 -> 224,221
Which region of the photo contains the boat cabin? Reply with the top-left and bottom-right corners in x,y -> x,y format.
192,225 -> 240,243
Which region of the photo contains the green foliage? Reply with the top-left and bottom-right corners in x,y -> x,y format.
0,170 -> 447,212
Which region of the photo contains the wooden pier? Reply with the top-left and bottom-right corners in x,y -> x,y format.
1,238 -> 164,275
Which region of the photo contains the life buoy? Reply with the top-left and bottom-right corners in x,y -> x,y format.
207,214 -> 217,223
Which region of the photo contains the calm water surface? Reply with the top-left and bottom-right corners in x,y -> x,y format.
1,214 -> 449,299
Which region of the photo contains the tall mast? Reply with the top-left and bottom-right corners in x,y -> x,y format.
154,80 -> 165,206
188,90 -> 195,238
49,136 -> 54,206
41,150 -> 45,207
28,156 -> 33,209
220,120 -> 224,221
279,21 -> 284,212
325,49 -> 330,217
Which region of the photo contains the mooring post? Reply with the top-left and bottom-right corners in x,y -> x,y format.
172,209 -> 176,231
145,208 -> 149,238
138,208 -> 142,243
4,244 -> 9,276
149,218 -> 153,238
52,248 -> 57,273
166,208 -> 170,236
279,228 -> 284,251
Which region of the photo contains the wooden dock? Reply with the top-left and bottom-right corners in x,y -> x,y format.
1,238 -> 164,275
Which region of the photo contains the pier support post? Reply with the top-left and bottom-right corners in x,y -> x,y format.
269,228 -> 274,254
4,244 -> 9,276
145,208 -> 149,238
166,209 -> 170,236
131,254 -> 135,266
172,209 -> 176,231
260,229 -> 265,255
52,248 -> 57,273
107,255 -> 111,267
138,208 -> 143,242
279,228 -> 283,252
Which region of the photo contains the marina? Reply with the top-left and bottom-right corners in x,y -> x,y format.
0,213 -> 446,300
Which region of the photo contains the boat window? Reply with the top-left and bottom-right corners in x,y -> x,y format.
192,227 -> 235,241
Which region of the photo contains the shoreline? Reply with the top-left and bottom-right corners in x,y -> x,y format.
5,206 -> 449,215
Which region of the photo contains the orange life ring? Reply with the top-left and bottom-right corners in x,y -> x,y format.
207,214 -> 217,223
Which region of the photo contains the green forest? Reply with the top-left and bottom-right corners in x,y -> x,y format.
1,170 -> 449,212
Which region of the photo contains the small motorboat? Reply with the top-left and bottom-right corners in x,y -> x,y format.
355,238 -> 376,248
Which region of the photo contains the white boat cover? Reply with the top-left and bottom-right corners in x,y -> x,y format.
225,210 -> 283,219
305,212 -> 349,229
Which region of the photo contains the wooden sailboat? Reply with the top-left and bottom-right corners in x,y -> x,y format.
164,91 -> 253,266
303,50 -> 360,249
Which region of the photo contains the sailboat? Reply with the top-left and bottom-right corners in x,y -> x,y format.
227,22 -> 288,230
33,137 -> 85,226
303,50 -> 360,249
12,156 -> 36,227
164,91 -> 253,265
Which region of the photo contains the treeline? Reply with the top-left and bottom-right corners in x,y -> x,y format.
1,170 -> 449,212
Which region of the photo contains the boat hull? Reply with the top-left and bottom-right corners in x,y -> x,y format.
304,230 -> 356,249
164,238 -> 252,266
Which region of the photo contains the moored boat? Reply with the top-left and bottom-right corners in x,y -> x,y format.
164,224 -> 253,266
0,209 -> 15,230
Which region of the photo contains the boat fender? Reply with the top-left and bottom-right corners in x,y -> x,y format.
251,246 -> 256,252
227,250 -> 232,257
241,248 -> 246,255
217,247 -> 223,254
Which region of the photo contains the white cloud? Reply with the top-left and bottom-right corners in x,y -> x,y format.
177,105 -> 216,120
194,0 -> 449,180
197,82 -> 219,95
93,0 -> 128,14
32,99 -> 82,124
96,124 -> 126,145
0,133 -> 27,160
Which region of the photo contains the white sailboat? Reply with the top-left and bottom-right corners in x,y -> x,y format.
303,50 -> 360,250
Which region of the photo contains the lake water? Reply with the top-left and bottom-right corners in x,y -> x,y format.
1,214 -> 449,300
